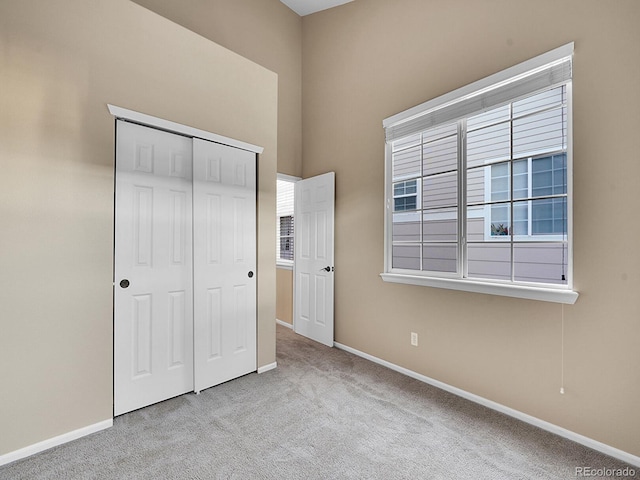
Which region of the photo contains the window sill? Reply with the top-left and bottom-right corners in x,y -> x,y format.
380,273 -> 578,304
276,261 -> 294,271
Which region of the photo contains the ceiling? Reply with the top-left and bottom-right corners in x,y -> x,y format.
279,0 -> 354,16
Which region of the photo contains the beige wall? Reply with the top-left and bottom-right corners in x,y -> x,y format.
276,268 -> 294,324
131,0 -> 303,332
133,0 -> 303,178
4,0 -> 639,463
302,0 -> 640,457
0,0 -> 277,456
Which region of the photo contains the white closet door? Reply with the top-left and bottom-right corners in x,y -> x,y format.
114,121 -> 194,416
193,138 -> 257,392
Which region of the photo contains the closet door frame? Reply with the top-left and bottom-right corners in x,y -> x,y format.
110,105 -> 263,414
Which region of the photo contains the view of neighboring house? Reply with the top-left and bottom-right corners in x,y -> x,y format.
391,85 -> 568,285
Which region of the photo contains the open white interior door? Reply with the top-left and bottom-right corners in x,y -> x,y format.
293,172 -> 335,347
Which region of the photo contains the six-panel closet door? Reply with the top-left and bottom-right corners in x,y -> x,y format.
114,121 -> 256,416
192,138 -> 257,393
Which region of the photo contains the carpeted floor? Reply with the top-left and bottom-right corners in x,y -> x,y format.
1,324 -> 637,479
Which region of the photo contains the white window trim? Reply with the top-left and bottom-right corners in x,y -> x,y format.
276,173 -> 300,270
380,272 -> 578,304
381,44 -> 578,305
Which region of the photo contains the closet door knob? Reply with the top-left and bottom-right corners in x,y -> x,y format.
248,271 -> 254,278
119,279 -> 130,289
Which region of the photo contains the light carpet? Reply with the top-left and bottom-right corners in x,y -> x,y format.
1,324 -> 637,479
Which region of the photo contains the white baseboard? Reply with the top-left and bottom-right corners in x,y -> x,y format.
276,318 -> 293,329
333,341 -> 640,469
0,419 -> 113,467
257,362 -> 277,374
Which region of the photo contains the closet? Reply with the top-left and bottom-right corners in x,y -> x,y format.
113,120 -> 257,416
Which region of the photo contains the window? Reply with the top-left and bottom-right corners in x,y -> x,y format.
279,215 -> 294,261
277,175 -> 299,268
394,179 -> 420,211
382,43 -> 578,304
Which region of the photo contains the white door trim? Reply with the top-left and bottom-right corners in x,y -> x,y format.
107,104 -> 264,154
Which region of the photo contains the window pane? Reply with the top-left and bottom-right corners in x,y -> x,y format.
513,106 -> 566,158
392,145 -> 421,181
422,244 -> 457,273
392,245 -> 420,270
467,121 -> 511,167
490,203 -> 510,237
490,162 -> 510,202
513,159 -> 528,200
394,179 -> 417,196
513,202 -> 528,236
392,212 -> 420,242
467,204 -> 514,240
423,171 -> 457,209
423,208 -> 457,242
532,198 -> 567,235
467,243 -> 511,281
466,167 -> 486,205
514,243 -> 568,284
394,196 -> 417,211
466,206 -> 486,242
532,154 -> 566,197
280,215 -> 294,236
392,133 -> 421,152
423,134 -> 457,175
467,105 -> 510,131
280,237 -> 294,261
423,122 -> 457,143
279,215 -> 294,261
513,86 -> 564,118
277,180 -> 295,217
276,179 -> 295,262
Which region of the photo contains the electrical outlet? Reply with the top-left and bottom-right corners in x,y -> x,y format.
410,332 -> 418,347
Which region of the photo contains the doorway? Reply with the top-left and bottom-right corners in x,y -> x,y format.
275,172 -> 336,347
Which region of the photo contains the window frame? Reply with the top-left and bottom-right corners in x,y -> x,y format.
381,44 -> 578,304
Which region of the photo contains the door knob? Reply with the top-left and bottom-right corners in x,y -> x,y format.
119,279 -> 130,288
248,271 -> 254,278
320,266 -> 332,272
